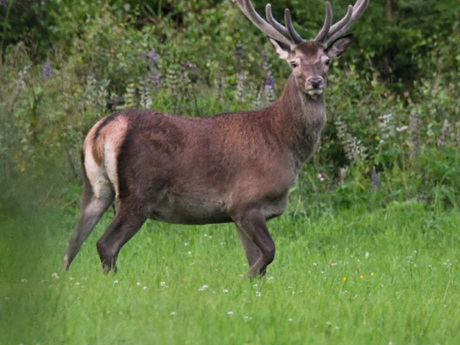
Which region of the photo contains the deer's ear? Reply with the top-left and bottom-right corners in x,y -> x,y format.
269,38 -> 292,60
326,34 -> 354,59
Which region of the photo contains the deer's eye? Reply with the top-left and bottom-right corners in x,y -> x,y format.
325,59 -> 331,66
290,61 -> 299,68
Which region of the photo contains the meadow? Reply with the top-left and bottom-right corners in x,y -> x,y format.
2,197 -> 460,345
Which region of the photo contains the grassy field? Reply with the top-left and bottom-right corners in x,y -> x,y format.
1,198 -> 460,345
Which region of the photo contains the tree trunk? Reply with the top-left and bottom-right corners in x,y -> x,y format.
386,0 -> 395,21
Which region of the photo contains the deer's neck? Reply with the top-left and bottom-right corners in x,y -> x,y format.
272,74 -> 327,166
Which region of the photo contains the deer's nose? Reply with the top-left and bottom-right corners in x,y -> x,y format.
309,77 -> 324,89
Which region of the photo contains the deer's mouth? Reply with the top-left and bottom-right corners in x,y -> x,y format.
305,88 -> 324,96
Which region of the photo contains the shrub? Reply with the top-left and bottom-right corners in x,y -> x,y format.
1,0 -> 459,214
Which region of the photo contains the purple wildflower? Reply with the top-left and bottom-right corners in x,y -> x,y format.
147,49 -> 159,64
265,72 -> 275,89
142,49 -> 161,88
235,42 -> 244,57
317,173 -> 325,182
371,170 -> 380,188
43,59 -> 53,80
0,0 -> 9,7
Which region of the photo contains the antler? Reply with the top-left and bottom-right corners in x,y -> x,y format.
234,0 -> 369,47
315,0 -> 370,44
233,0 -> 304,47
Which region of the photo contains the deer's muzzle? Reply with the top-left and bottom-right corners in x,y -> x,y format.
305,76 -> 325,96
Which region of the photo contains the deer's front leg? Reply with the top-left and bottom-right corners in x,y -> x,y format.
234,209 -> 275,279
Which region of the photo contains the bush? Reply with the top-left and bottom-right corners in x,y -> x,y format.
1,0 -> 459,214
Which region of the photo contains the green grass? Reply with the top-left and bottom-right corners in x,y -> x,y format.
1,199 -> 460,345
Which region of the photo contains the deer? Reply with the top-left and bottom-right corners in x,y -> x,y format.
63,0 -> 369,279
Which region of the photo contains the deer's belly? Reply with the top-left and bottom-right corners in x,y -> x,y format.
148,192 -> 232,225
147,188 -> 288,225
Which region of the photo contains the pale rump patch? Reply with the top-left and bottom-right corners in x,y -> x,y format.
83,114 -> 129,199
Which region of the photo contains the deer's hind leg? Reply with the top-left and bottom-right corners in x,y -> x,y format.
96,198 -> 147,274
63,173 -> 114,271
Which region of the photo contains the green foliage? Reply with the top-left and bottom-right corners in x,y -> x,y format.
0,0 -> 459,213
0,0 -> 53,61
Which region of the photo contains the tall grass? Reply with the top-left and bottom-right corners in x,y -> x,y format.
2,199 -> 460,345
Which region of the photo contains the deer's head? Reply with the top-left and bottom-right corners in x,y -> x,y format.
234,0 -> 369,97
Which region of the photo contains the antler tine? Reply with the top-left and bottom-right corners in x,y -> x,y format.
324,0 -> 370,44
265,4 -> 290,39
326,5 -> 353,39
314,2 -> 333,43
265,4 -> 304,45
284,8 -> 305,44
233,0 -> 293,47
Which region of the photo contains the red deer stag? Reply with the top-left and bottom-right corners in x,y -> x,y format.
63,0 -> 369,278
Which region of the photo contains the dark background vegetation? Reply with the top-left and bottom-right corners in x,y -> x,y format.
1,0 -> 459,217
